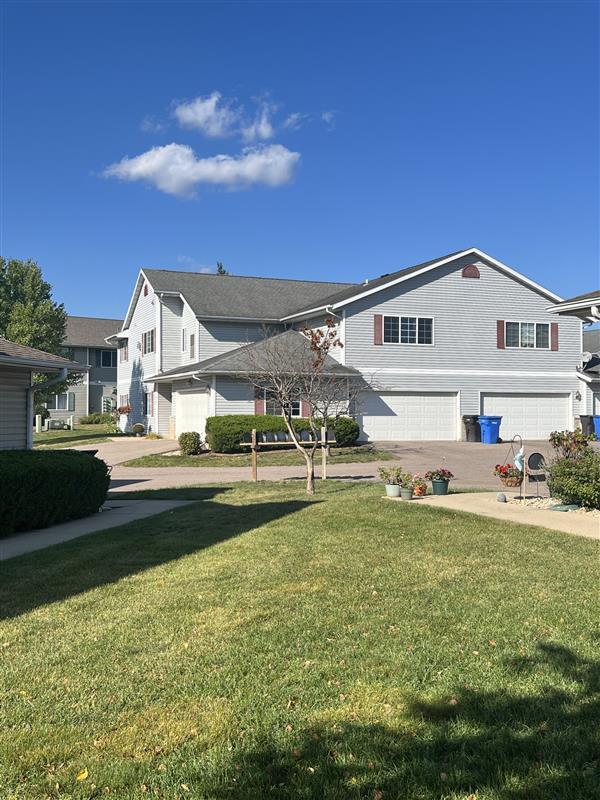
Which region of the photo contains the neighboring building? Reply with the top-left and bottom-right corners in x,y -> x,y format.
549,289 -> 600,416
0,337 -> 83,449
46,316 -> 122,421
113,248 -> 583,442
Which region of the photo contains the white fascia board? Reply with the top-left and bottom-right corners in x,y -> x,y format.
122,270 -> 147,331
0,355 -> 85,371
280,305 -> 333,322
284,249 -> 563,317
547,297 -> 600,313
196,314 -> 282,323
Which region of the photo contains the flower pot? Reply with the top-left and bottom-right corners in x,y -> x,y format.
499,475 -> 522,488
385,484 -> 401,497
414,486 -> 426,497
400,487 -> 414,500
431,478 -> 449,495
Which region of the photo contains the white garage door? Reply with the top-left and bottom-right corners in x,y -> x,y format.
174,389 -> 208,438
480,393 -> 570,440
359,392 -> 458,441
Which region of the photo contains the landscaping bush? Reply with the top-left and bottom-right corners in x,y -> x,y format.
205,415 -> 337,453
334,416 -> 360,446
0,450 -> 110,536
547,450 -> 600,509
79,412 -> 114,425
178,431 -> 202,455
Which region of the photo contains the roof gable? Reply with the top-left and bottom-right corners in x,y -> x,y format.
281,248 -> 563,319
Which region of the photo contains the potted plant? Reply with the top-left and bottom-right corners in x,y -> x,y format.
379,467 -> 402,497
132,423 -> 145,437
398,471 -> 414,500
413,474 -> 427,497
493,463 -> 523,488
424,467 -> 455,495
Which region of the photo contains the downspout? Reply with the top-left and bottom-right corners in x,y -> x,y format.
27,367 -> 68,448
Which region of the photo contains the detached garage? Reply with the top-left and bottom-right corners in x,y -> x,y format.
480,392 -> 570,440
359,391 -> 458,441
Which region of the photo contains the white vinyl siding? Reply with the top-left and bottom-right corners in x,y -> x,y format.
198,320 -> 268,359
481,393 -> 570,440
359,391 -> 458,441
214,377 -> 254,415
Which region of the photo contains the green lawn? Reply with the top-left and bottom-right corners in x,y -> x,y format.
1,482 -> 598,799
123,445 -> 393,468
33,423 -> 116,449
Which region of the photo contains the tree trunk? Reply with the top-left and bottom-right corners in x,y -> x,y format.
281,413 -> 316,495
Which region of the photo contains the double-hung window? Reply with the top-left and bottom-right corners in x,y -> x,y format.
505,321 -> 549,349
265,391 -> 301,417
383,315 -> 434,345
47,393 -> 69,410
100,349 -> 117,368
119,341 -> 128,362
142,329 -> 155,355
189,333 -> 196,360
182,328 -> 187,351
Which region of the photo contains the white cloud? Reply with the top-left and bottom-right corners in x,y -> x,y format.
321,110 -> 337,130
104,142 -> 300,197
176,255 -> 212,273
173,92 -> 240,137
282,112 -> 309,130
242,101 -> 275,142
140,115 -> 166,133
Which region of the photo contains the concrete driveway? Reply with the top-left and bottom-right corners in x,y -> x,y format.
108,439 -> 560,493
73,437 -> 179,466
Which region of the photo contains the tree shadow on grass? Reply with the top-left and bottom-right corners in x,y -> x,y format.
191,642 -> 599,800
0,487 -> 315,620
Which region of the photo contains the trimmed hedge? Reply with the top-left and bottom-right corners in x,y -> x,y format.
179,431 -> 202,455
79,413 -> 114,424
547,451 -> 600,509
0,450 -> 111,536
205,415 -> 337,453
334,416 -> 360,447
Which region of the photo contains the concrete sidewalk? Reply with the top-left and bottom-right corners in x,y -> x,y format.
405,491 -> 599,539
73,437 -> 179,466
0,500 -> 194,560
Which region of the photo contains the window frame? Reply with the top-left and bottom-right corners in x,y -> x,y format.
119,340 -> 128,362
382,314 -> 435,346
504,321 -> 550,350
182,328 -> 187,352
189,333 -> 195,360
100,349 -> 117,368
142,329 -> 156,355
264,390 -> 301,418
47,393 -> 69,411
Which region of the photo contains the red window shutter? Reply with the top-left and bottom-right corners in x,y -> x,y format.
374,314 -> 383,345
255,391 -> 265,415
550,322 -> 559,351
301,400 -> 310,418
496,320 -> 505,349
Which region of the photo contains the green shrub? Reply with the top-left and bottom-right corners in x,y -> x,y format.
205,415 -> 337,453
334,416 -> 360,446
0,450 -> 110,536
549,429 -> 595,459
547,450 -> 600,509
79,413 -> 114,425
178,431 -> 202,455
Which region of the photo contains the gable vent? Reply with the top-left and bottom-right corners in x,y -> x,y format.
462,264 -> 480,279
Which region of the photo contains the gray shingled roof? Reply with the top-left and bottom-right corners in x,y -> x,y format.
281,249 -> 472,317
65,316 -> 123,348
556,289 -> 600,305
142,269 -> 356,321
146,329 -> 361,382
0,337 -> 82,369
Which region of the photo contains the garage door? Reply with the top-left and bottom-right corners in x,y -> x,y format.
174,389 -> 208,438
359,392 -> 458,441
480,393 -> 570,440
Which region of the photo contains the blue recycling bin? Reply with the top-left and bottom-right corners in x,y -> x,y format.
593,415 -> 600,440
478,415 -> 502,444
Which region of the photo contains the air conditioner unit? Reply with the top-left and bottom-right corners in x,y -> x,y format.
45,419 -> 70,431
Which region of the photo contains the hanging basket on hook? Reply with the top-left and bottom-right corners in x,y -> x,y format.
493,435 -> 524,487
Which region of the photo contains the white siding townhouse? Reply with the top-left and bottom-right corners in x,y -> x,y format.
110,248 -> 584,442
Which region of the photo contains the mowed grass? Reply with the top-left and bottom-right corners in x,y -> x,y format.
122,446 -> 393,468
1,482 -> 598,800
33,424 -> 116,449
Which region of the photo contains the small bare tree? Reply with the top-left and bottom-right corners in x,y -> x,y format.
243,319 -> 367,495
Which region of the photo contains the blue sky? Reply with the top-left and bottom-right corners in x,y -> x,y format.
2,0 -> 598,319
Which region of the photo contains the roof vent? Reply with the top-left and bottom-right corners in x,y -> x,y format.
364,279 -> 369,285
